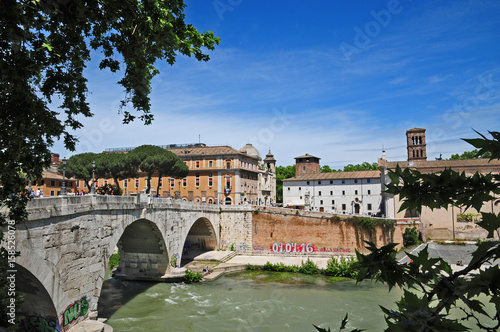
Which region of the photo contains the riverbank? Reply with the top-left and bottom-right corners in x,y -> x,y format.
182,251 -> 351,282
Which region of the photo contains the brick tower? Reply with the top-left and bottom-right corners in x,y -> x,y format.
406,128 -> 427,161
294,154 -> 320,176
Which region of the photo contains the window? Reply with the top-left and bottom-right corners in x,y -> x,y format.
303,166 -> 306,171
355,190 -> 358,195
208,173 -> 213,187
226,160 -> 231,169
104,178 -> 108,186
183,178 -> 187,187
342,204 -> 346,210
318,181 -> 321,185
196,161 -> 200,168
287,187 -> 290,191
50,180 -> 55,186
307,181 -> 310,185
367,190 -> 371,195
195,173 -> 200,187
208,160 -> 213,168
124,179 -> 128,188
135,178 -> 139,188
299,187 -> 301,190
330,180 -> 333,184
300,196 -> 302,200
367,179 -> 371,183
50,190 -> 55,196
318,191 -> 322,196
76,180 -> 80,188
320,200 -> 323,205
226,177 -> 231,189
354,179 -> 358,183
330,191 -> 333,195
367,204 -> 372,211
342,190 -> 345,195
170,178 -> 175,187
332,200 -> 335,205
342,180 -> 345,184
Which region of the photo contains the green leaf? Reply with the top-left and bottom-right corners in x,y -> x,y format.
477,213 -> 500,238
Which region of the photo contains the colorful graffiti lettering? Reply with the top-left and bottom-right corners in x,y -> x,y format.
170,253 -> 179,267
269,242 -> 351,254
318,247 -> 351,253
25,316 -> 61,332
61,297 -> 88,329
205,240 -> 216,250
234,243 -> 251,253
252,244 -> 264,251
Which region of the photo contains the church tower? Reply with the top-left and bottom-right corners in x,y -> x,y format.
263,150 -> 276,173
406,128 -> 427,161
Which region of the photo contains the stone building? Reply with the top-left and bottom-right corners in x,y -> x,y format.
379,128 -> 500,240
85,143 -> 276,206
283,153 -> 382,215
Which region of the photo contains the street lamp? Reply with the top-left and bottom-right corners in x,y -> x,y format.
61,158 -> 67,195
91,160 -> 96,195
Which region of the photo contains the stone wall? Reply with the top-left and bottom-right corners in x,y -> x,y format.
252,207 -> 414,255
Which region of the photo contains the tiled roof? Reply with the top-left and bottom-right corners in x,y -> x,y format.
169,145 -> 260,160
294,153 -> 320,160
283,170 -> 380,182
379,158 -> 500,174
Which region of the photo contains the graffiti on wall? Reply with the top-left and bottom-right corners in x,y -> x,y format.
270,242 -> 351,254
22,316 -> 61,332
234,243 -> 251,253
60,297 -> 88,330
170,253 -> 179,267
252,244 -> 265,251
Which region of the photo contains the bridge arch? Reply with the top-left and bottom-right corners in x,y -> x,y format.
14,263 -> 61,331
112,218 -> 170,280
181,217 -> 218,265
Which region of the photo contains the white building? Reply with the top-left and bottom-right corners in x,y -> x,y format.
283,154 -> 382,215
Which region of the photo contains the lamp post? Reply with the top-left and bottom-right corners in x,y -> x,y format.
91,160 -> 96,195
61,158 -> 67,195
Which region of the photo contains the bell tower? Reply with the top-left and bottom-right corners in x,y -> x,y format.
406,128 -> 427,161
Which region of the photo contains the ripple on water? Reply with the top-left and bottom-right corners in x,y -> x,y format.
164,298 -> 177,305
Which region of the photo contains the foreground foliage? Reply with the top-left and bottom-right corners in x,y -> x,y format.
315,130 -> 500,331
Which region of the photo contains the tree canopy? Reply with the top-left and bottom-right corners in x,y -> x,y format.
449,149 -> 492,160
1,2 -> 218,325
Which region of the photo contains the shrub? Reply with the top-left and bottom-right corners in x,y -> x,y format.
246,264 -> 258,270
184,269 -> 202,283
403,226 -> 419,247
108,252 -> 120,269
299,258 -> 319,275
323,256 -> 358,278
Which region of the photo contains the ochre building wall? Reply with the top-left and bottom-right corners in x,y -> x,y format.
252,208 -> 412,255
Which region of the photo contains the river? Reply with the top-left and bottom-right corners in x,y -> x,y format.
98,272 -> 403,331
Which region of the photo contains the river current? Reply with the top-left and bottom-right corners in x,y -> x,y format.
98,272 -> 403,332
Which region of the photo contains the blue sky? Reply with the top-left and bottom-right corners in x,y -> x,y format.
53,0 -> 500,168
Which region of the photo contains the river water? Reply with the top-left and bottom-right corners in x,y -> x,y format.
98,272 -> 403,332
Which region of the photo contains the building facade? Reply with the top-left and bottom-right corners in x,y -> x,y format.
95,143 -> 276,206
283,154 -> 382,215
379,128 -> 500,240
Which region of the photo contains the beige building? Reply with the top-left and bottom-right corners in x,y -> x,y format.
100,143 -> 276,206
379,128 -> 500,240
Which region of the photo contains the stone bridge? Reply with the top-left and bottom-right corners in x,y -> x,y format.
10,195 -> 253,331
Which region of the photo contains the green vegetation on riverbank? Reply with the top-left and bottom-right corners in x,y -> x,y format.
247,256 -> 358,279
